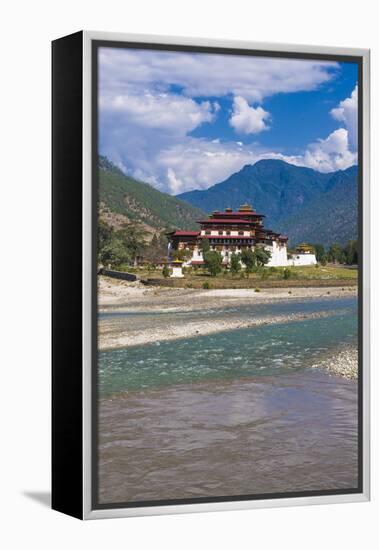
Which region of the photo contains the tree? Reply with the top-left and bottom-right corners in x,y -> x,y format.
230,253 -> 241,276
118,222 -> 147,265
313,243 -> 325,263
327,243 -> 345,264
200,238 -> 210,254
344,240 -> 358,265
254,247 -> 272,267
172,248 -> 192,261
241,249 -> 255,277
100,236 -> 132,268
98,219 -> 113,252
97,220 -> 131,268
204,250 -> 222,277
162,265 -> 170,278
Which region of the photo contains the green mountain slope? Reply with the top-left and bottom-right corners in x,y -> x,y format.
177,159 -> 358,246
98,156 -> 206,232
278,167 -> 358,246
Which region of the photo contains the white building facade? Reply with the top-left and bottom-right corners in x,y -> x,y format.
167,205 -> 317,268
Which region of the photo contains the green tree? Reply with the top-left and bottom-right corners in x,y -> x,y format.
230,253 -> 241,276
162,265 -> 170,278
327,243 -> 345,264
313,243 -> 325,262
100,236 -> 132,268
118,222 -> 147,265
204,250 -> 222,277
200,238 -> 210,254
172,248 -> 192,261
241,249 -> 255,277
98,219 -> 113,253
344,240 -> 358,265
97,220 -> 131,268
254,247 -> 272,267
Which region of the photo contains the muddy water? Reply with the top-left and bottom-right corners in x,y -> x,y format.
98,297 -> 358,504
99,371 -> 358,504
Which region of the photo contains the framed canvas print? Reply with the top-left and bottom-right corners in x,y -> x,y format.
52,31 -> 370,519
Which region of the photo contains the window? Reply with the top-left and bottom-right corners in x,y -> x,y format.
218,230 -> 223,235
226,230 -> 231,235
205,230 -> 211,235
238,230 -> 244,235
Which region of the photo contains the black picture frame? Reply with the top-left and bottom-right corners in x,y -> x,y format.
52,31 -> 370,520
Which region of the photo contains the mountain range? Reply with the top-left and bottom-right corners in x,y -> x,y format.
98,156 -> 206,236
177,159 -> 358,246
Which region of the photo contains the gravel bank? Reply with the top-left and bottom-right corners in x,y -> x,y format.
311,347 -> 358,379
98,276 -> 357,313
99,309 -> 341,350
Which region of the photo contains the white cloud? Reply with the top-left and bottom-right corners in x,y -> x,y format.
100,91 -> 216,134
101,126 -> 355,195
330,85 -> 358,150
229,96 -> 270,134
166,167 -> 183,194
99,48 -> 357,194
156,138 -> 305,193
100,47 -> 338,103
302,128 -> 357,172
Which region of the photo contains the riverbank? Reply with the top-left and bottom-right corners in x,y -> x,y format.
98,275 -> 357,312
98,276 -> 357,350
99,309 -> 341,350
311,346 -> 358,379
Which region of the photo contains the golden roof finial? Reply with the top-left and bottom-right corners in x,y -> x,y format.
238,203 -> 253,212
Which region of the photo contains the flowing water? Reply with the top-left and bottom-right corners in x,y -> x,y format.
98,296 -> 359,504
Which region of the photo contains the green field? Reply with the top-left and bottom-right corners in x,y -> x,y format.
124,264 -> 358,289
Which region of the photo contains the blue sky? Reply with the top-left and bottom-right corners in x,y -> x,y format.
99,47 -> 358,194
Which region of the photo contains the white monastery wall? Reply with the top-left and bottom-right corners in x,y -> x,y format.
290,253 -> 317,266
266,241 -> 289,267
186,245 -> 316,268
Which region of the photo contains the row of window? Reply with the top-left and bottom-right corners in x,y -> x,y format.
204,230 -> 249,236
209,239 -> 253,244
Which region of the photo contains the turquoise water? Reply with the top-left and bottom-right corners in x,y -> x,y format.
98,297 -> 357,395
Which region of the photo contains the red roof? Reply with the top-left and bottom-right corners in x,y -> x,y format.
211,211 -> 265,217
171,231 -> 199,237
201,235 -> 255,240
198,218 -> 260,224
190,260 -> 205,265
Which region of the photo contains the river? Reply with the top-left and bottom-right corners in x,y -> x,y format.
97,296 -> 358,504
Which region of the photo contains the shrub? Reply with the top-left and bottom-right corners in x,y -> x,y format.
203,281 -> 210,289
283,268 -> 292,280
162,265 -> 170,278
204,250 -> 223,277
241,249 -> 255,276
230,253 -> 241,276
261,269 -> 270,280
254,288 -> 261,292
